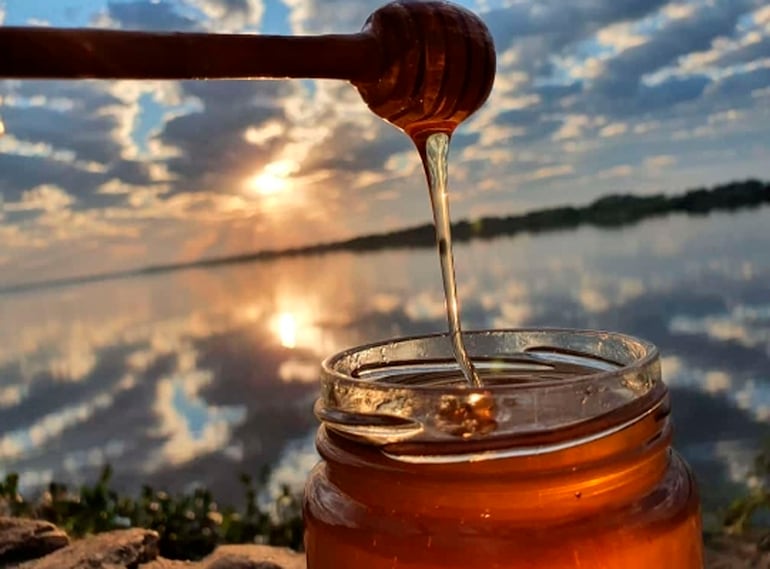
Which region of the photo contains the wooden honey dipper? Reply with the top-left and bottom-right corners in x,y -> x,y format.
0,1 -> 496,138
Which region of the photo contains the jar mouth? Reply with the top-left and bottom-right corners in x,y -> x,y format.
317,328 -> 665,455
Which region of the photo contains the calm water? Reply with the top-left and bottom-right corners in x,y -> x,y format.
1,208 -> 769,514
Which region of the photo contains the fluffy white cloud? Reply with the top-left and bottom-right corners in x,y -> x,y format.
183,0 -> 264,31
283,0 -> 377,34
3,185 -> 75,212
599,122 -> 628,137
149,371 -> 246,468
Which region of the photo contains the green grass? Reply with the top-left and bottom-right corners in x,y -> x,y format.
0,466 -> 303,560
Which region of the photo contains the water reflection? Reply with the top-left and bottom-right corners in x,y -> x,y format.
0,209 -> 769,510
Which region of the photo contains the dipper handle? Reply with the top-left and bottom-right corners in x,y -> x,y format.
0,27 -> 381,82
0,1 -> 496,133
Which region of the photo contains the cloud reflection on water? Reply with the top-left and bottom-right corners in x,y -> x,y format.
0,209 -> 768,510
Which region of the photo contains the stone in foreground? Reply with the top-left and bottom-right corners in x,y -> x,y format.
205,545 -> 304,568
139,560 -> 192,568
18,528 -> 159,569
0,517 -> 70,565
141,545 -> 305,569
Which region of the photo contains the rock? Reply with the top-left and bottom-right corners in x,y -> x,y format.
19,528 -> 159,569
705,533 -> 770,569
141,545 -> 305,569
0,518 -> 69,564
140,560 -> 193,568
205,545 -> 304,569
145,539 -> 770,569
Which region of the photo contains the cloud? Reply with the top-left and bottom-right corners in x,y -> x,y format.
597,164 -> 634,179
596,22 -> 648,51
524,164 -> 575,181
669,303 -> 770,349
2,105 -> 122,165
713,35 -> 770,69
184,0 -> 264,31
0,153 -> 103,203
599,122 -> 628,137
476,0 -> 765,152
0,80 -> 156,205
553,114 -> 603,141
644,154 -> 677,169
99,0 -> 264,32
262,431 -> 317,503
662,3 -> 698,21
707,65 -> 770,102
593,0 -> 758,98
0,387 -> 120,460
157,80 -> 291,191
149,371 -> 246,468
3,185 -> 75,212
675,5 -> 770,73
0,386 -> 26,409
283,0 -> 377,34
483,0 -> 671,54
104,1 -> 197,30
705,371 -> 732,393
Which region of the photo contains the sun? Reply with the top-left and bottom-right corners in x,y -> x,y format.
248,172 -> 289,195
245,160 -> 297,196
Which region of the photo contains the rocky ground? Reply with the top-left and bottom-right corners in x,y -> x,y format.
0,517 -> 767,568
0,518 -> 303,569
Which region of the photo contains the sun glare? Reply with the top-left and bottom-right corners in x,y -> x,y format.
245,160 -> 297,196
267,295 -> 340,355
277,312 -> 297,349
249,172 -> 288,195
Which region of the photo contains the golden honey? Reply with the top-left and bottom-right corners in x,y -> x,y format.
304,330 -> 704,569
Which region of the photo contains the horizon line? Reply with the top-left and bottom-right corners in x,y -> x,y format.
1,178 -> 767,296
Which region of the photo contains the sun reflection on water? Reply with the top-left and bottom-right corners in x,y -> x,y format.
277,312 -> 297,349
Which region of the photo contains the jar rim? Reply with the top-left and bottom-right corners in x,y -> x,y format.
317,328 -> 665,454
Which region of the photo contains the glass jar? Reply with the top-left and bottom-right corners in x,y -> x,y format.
304,329 -> 703,568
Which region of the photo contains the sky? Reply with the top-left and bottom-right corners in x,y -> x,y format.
0,0 -> 769,285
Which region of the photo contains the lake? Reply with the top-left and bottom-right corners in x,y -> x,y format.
1,207 -> 769,516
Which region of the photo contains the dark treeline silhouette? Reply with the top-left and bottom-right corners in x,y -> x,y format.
2,179 -> 768,295
338,178 -> 770,250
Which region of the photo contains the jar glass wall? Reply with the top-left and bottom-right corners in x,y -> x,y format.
304,329 -> 703,569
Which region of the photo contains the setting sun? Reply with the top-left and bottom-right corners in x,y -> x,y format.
248,172 -> 288,196
245,160 -> 297,196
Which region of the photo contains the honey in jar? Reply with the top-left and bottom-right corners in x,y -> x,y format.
304,329 -> 703,568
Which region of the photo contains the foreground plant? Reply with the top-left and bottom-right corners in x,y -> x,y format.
0,466 -> 303,560
724,441 -> 770,537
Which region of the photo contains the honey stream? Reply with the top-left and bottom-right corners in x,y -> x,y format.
418,133 -> 481,387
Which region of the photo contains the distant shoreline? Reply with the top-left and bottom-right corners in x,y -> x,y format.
1,179 -> 768,295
